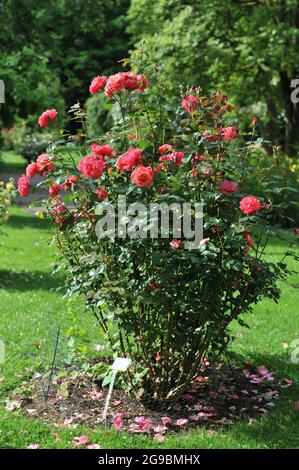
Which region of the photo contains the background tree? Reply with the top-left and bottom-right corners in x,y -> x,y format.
0,0 -> 130,129
128,0 -> 299,155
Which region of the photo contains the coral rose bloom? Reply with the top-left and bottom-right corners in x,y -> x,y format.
104,72 -> 148,99
219,179 -> 238,195
182,95 -> 198,114
131,166 -> 154,187
89,76 -> 106,94
91,143 -> 114,158
221,126 -> 238,141
77,155 -> 106,178
26,162 -> 38,178
116,148 -> 143,171
38,108 -> 58,127
239,196 -> 261,215
17,175 -> 30,197
36,154 -> 56,176
158,144 -> 173,153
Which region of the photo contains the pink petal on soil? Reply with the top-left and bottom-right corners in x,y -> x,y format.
175,418 -> 189,427
72,435 -> 89,447
258,365 -> 269,376
153,434 -> 165,442
161,416 -> 172,426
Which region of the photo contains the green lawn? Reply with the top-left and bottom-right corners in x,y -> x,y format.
0,205 -> 298,449
0,151 -> 27,173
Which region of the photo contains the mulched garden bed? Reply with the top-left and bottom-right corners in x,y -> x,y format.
6,360 -> 292,442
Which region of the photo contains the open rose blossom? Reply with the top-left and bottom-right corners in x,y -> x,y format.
77,155 -> 106,178
221,126 -> 238,141
158,144 -> 173,153
17,175 -> 30,197
26,162 -> 38,179
219,180 -> 238,195
36,154 -> 56,176
104,72 -> 148,99
116,148 -> 143,171
159,151 -> 184,165
170,239 -> 181,250
131,166 -> 154,187
96,187 -> 108,199
38,108 -> 58,127
91,143 -> 114,158
240,196 -> 261,215
182,95 -> 198,114
49,184 -> 60,197
89,76 -> 107,94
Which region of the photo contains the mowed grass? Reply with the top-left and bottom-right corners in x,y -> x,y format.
0,204 -> 299,449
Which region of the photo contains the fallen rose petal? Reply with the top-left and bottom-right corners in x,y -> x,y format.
161,416 -> 171,425
242,369 -> 251,377
27,444 -> 39,449
0,376 -> 5,382
258,365 -> 269,376
182,393 -> 194,401
281,378 -> 293,388
154,433 -> 165,442
113,400 -> 122,406
87,444 -> 101,449
258,408 -> 268,414
153,425 -> 166,434
33,372 -> 41,380
175,418 -> 189,426
90,390 -> 103,400
72,435 -> 89,448
295,401 -> 299,411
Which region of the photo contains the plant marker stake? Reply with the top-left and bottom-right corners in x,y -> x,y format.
102,357 -> 132,424
44,325 -> 61,401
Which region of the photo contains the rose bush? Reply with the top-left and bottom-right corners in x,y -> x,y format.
18,61 -> 296,402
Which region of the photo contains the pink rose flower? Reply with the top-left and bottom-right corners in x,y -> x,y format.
182,95 -> 198,114
158,144 -> 173,153
116,148 -> 143,171
89,76 -> 107,94
17,175 -> 30,197
38,108 -> 58,127
131,165 -> 154,187
36,154 -> 56,176
104,72 -> 148,99
96,187 -> 108,199
219,179 -> 238,195
170,239 -> 181,250
240,196 -> 261,215
221,126 -> 238,141
159,151 -> 184,165
91,143 -> 114,158
26,162 -> 38,179
49,184 -> 60,197
77,155 -> 106,178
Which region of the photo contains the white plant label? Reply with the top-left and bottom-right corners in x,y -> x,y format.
111,357 -> 132,372
102,357 -> 132,423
